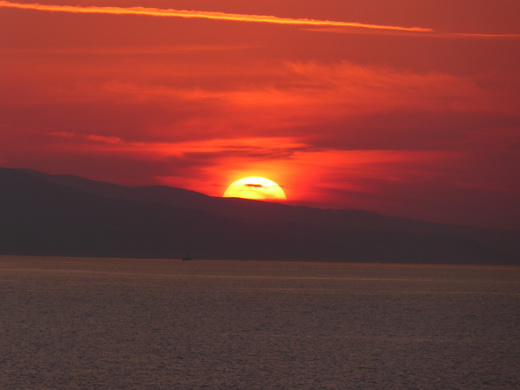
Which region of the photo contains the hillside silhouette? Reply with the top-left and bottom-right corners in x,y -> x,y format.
1,167 -> 518,264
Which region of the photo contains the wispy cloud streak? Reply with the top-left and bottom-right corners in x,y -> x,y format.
451,32 -> 520,39
0,1 -> 431,33
306,28 -> 520,40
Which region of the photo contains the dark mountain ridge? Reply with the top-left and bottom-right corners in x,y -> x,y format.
20,168 -> 499,234
1,167 -> 518,264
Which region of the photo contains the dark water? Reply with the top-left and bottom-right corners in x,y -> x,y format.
1,256 -> 519,389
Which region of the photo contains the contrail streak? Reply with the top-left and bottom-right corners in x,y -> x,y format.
307,27 -> 520,40
451,32 -> 520,39
0,1 -> 432,33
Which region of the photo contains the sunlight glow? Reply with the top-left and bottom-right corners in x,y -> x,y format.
223,177 -> 287,201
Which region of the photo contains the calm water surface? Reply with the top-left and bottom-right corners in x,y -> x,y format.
1,256 -> 519,389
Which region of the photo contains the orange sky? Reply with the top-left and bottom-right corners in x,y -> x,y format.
1,0 -> 519,228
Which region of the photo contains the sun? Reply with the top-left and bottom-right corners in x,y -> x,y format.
223,177 -> 287,201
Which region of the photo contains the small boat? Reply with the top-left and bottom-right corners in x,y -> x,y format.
182,254 -> 192,261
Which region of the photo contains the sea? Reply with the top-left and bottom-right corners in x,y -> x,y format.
1,256 -> 519,389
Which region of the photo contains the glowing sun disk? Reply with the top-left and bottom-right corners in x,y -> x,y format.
223,177 -> 287,201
